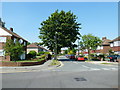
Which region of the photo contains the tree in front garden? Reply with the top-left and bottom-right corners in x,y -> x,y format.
3,39 -> 24,61
80,34 -> 102,61
39,10 -> 81,53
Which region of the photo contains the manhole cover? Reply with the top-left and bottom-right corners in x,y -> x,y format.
74,77 -> 87,81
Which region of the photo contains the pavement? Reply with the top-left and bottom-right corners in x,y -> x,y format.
2,59 -> 118,88
0,60 -> 62,73
86,61 -> 119,65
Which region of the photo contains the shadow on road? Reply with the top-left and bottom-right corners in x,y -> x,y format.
58,59 -> 76,61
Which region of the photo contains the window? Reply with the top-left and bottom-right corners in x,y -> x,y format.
101,46 -> 103,49
19,39 -> 23,44
0,37 -> 6,42
97,46 -> 101,50
24,41 -> 26,46
114,41 -> 120,46
110,43 -> 113,47
0,50 -> 4,56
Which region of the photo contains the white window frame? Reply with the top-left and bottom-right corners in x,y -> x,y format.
0,50 -> 5,56
0,37 -> 6,42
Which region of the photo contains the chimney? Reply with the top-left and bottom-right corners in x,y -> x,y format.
10,28 -> 13,32
102,37 -> 106,40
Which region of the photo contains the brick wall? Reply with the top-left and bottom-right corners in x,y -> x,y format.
102,45 -> 111,54
0,60 -> 46,66
0,56 -> 10,61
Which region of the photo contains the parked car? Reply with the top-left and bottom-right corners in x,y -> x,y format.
107,55 -> 119,62
76,55 -> 85,61
65,54 -> 69,58
69,54 -> 75,59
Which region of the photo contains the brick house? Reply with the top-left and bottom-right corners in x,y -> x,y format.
81,37 -> 112,55
109,36 -> 120,55
0,18 -> 27,61
27,43 -> 48,54
99,37 -> 112,54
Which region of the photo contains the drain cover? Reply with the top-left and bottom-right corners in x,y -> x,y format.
74,77 -> 87,81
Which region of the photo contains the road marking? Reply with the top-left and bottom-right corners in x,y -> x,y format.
82,65 -> 89,68
73,62 -> 78,64
111,68 -> 118,70
90,68 -> 101,71
102,68 -> 111,70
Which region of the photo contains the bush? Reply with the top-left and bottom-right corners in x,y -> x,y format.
90,53 -> 98,60
37,51 -> 45,56
98,54 -> 107,61
44,52 -> 50,54
28,51 -> 37,58
40,55 -> 46,59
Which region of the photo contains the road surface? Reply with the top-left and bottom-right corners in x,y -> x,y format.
2,56 -> 119,88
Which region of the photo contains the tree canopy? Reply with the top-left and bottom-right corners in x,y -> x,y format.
79,34 -> 102,60
3,39 -> 24,61
39,10 -> 81,53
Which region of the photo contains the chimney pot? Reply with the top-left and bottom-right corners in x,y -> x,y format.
102,37 -> 106,40
10,28 -> 13,32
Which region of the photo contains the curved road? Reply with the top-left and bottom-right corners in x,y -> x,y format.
2,56 -> 119,88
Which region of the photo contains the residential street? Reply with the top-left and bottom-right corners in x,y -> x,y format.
2,56 -> 119,88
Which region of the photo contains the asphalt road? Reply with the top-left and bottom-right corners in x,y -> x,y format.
2,56 -> 119,88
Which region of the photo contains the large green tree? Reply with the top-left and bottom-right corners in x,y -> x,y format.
39,10 -> 81,53
3,39 -> 24,61
80,34 -> 102,60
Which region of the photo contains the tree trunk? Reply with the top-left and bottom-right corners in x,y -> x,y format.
88,49 -> 91,61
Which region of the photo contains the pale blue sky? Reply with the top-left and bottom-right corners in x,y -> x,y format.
1,2 -> 118,43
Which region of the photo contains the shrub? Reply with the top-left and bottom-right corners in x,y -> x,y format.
44,52 -> 50,54
98,53 -> 107,61
40,55 -> 46,59
37,51 -> 45,56
90,53 -> 98,60
28,51 -> 37,58
68,50 -> 74,55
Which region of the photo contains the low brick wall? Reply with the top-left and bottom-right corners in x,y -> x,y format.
0,60 -> 46,67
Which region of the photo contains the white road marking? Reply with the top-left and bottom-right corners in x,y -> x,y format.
82,65 -> 90,68
102,68 -> 111,70
90,68 -> 101,71
111,68 -> 118,70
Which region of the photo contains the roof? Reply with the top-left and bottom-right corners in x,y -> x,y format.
27,43 -> 48,51
27,43 -> 38,48
109,36 -> 120,43
1,26 -> 27,41
102,39 -> 111,45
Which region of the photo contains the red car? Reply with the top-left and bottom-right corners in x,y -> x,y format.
76,55 -> 85,61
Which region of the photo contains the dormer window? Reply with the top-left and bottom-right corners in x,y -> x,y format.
19,39 -> 23,44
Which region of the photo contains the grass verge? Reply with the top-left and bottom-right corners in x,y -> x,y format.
50,60 -> 60,66
101,63 -> 112,64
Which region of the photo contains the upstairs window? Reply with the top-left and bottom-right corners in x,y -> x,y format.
0,37 -> 6,42
110,43 -> 113,47
0,50 -> 4,56
114,41 -> 120,46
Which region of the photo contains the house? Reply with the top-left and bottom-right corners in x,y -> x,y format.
81,37 -> 112,55
98,37 -> 112,54
109,36 -> 120,55
0,18 -> 28,61
27,43 -> 48,54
